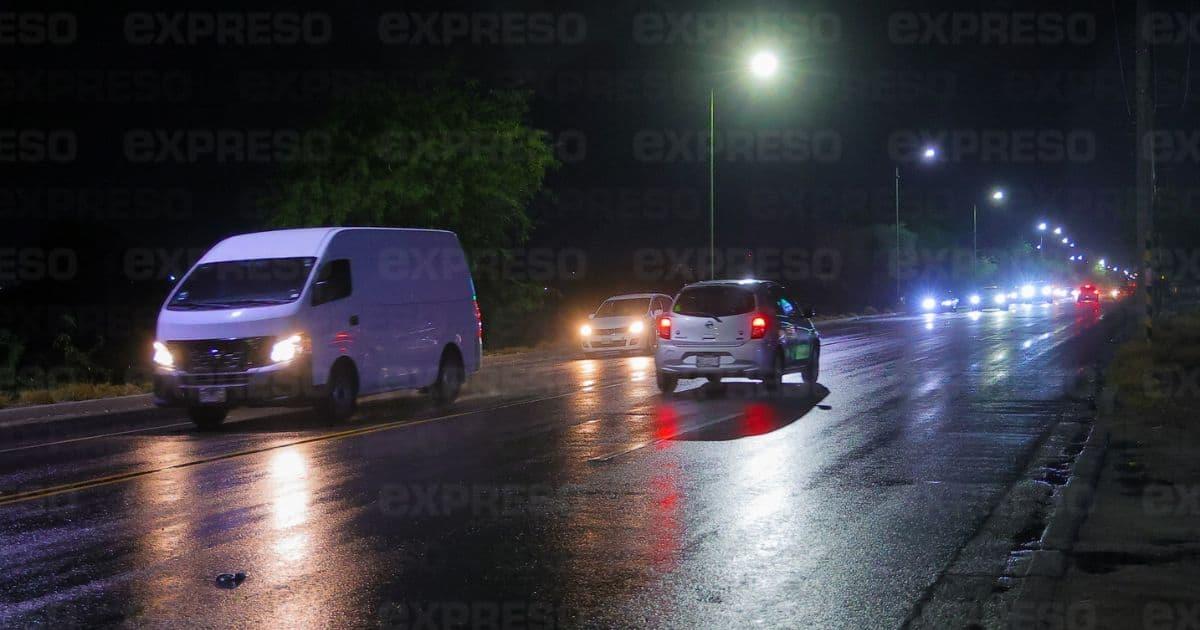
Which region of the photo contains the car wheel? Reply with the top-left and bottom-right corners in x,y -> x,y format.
802,342 -> 820,386
656,372 -> 678,395
188,406 -> 227,430
762,351 -> 784,392
316,362 -> 358,422
431,351 -> 465,406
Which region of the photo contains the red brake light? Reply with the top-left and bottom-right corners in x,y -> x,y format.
750,315 -> 768,339
473,299 -> 483,339
658,317 -> 671,339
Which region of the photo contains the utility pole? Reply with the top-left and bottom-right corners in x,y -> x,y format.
972,203 -> 978,281
1135,0 -> 1155,341
894,167 -> 901,304
700,88 -> 710,279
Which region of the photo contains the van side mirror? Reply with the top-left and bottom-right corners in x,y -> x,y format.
803,307 -> 815,319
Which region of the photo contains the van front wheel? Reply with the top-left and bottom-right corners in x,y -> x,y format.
316,363 -> 358,422
431,351 -> 464,406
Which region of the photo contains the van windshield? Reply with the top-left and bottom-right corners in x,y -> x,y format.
168,257 -> 316,310
595,298 -> 650,318
673,286 -> 756,318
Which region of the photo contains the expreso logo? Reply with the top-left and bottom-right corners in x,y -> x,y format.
889,12 -> 1095,45
125,12 -> 331,45
378,12 -> 586,45
0,12 -> 76,45
0,129 -> 76,163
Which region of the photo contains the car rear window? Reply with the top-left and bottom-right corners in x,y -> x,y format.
673,286 -> 756,317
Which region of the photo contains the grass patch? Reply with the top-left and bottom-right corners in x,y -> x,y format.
1,382 -> 151,409
1109,311 -> 1200,411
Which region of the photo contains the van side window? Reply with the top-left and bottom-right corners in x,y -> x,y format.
312,259 -> 352,305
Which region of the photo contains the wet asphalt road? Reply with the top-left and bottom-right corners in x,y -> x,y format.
0,303 -> 1118,628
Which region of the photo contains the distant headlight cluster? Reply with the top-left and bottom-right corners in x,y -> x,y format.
969,295 -> 981,305
921,297 -> 936,311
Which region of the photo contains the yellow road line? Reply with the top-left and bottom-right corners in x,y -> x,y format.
0,382 -> 626,508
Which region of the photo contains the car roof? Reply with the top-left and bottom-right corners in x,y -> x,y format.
200,227 -> 455,263
684,279 -> 776,289
602,293 -> 669,300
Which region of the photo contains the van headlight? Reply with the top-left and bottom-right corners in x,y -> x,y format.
628,320 -> 645,334
921,297 -> 936,311
152,341 -> 175,368
969,294 -> 981,305
270,333 -> 309,363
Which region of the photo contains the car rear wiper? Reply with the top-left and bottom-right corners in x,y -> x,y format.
678,311 -> 723,322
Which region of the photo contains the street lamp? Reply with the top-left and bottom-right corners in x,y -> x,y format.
1061,237 -> 1069,244
749,51 -> 779,79
971,188 -> 1005,279
1053,226 -> 1062,235
1037,222 -> 1047,231
892,144 -> 940,303
707,50 -> 781,279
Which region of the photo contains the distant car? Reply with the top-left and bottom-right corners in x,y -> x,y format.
1017,282 -> 1057,304
967,286 -> 1009,311
917,290 -> 959,313
654,280 -> 819,394
1077,284 -> 1100,304
579,293 -> 673,355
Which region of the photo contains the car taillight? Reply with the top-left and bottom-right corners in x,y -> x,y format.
750,315 -> 768,339
658,317 -> 671,339
473,299 -> 483,339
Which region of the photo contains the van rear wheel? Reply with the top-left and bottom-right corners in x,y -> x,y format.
431,351 -> 464,406
188,406 -> 227,430
316,363 -> 358,422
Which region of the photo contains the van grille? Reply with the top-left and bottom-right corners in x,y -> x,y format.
168,337 -> 271,373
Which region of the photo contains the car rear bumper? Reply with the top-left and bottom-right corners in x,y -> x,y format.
153,359 -> 317,408
656,341 -> 789,378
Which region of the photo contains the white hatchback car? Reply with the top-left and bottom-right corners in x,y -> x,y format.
579,293 -> 673,355
654,280 -> 820,394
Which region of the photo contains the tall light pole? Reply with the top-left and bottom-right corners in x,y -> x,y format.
895,146 -> 938,303
974,188 -> 1005,280
709,50 -> 778,280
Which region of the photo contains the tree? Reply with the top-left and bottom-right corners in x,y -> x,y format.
263,78 -> 558,254
262,77 -> 559,347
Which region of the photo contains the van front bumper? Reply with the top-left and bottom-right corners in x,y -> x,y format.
153,359 -> 317,408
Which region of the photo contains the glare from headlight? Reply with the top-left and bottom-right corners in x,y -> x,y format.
940,299 -> 955,306
579,324 -> 592,337
628,320 -> 644,334
969,295 -> 981,305
921,297 -> 936,311
152,341 -> 174,368
270,334 -> 306,363
1042,285 -> 1053,296
1021,285 -> 1035,298
995,294 -> 1007,304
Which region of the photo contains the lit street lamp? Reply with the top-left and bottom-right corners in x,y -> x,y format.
893,145 -> 939,302
707,50 -> 779,279
1054,227 -> 1062,235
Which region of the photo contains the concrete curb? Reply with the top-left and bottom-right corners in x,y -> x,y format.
0,394 -> 156,430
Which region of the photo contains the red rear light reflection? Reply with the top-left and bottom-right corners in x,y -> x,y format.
750,315 -> 768,339
473,299 -> 483,339
658,317 -> 672,339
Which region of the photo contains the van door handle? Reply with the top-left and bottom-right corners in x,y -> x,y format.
349,315 -> 359,326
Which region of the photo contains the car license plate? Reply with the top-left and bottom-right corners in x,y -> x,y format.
696,355 -> 719,368
198,387 -> 227,404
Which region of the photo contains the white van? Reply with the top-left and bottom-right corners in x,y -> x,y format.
152,227 -> 482,428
